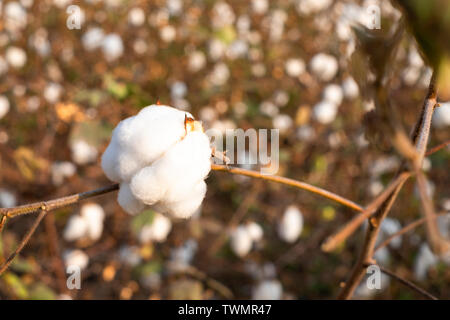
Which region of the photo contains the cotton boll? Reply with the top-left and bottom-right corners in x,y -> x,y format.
212,2 -> 235,29
259,101 -> 279,117
273,114 -> 293,134
82,28 -> 105,51
273,90 -> 289,107
323,84 -> 343,106
164,181 -> 207,219
63,215 -> 88,242
309,53 -> 338,82
170,81 -> 187,99
51,161 -> 76,186
313,100 -> 338,124
278,206 -> 303,243
342,76 -> 359,99
380,218 -> 402,249
285,58 -> 305,78
433,102 -> 450,128
252,0 -> 268,14
118,183 -> 146,215
230,226 -> 253,257
44,83 -> 63,104
167,0 -> 182,16
80,203 -> 105,242
414,243 -> 439,281
4,2 -> 27,31
0,96 -> 10,119
102,34 -> 124,62
139,212 -> 172,243
128,7 -> 145,26
6,46 -> 27,69
118,245 -> 142,267
0,189 -> 17,208
160,25 -> 176,43
71,139 -> 98,165
246,222 -> 263,242
168,239 -> 198,272
64,249 -> 89,270
252,280 -> 283,300
188,51 -> 206,72
208,63 -> 230,86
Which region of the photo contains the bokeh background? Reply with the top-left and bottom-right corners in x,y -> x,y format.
0,0 -> 449,299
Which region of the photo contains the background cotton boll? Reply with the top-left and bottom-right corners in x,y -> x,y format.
252,280 -> 282,300
70,139 -> 98,165
0,95 -> 10,119
285,58 -> 305,77
342,76 -> 359,99
278,206 -> 303,243
118,246 -> 142,267
128,7 -> 145,26
414,244 -> 439,281
118,183 -> 146,215
273,114 -> 293,134
160,25 -> 176,43
273,90 -> 289,107
313,100 -> 338,124
259,101 -> 279,117
6,46 -> 27,69
309,53 -> 338,81
323,84 -> 343,106
102,34 -> 124,62
51,161 -> 76,186
373,246 -> 391,266
80,203 -> 105,242
170,81 -> 187,99
209,63 -> 230,86
432,103 -> 450,128
63,215 -> 88,242
4,2 -> 27,31
64,249 -> 89,270
167,0 -> 182,16
212,2 -> 235,29
43,83 -> 63,104
82,27 -> 105,51
252,0 -> 268,14
230,226 -> 253,257
0,189 -> 17,208
188,51 -> 206,72
139,213 -> 172,243
246,222 -> 264,242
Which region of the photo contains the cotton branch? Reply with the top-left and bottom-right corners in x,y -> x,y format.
336,72 -> 439,300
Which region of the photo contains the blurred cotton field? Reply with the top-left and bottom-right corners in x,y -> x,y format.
0,0 -> 448,301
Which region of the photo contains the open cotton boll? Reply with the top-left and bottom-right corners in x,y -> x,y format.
51,161 -> 76,186
63,215 -> 88,242
230,226 -> 253,257
252,280 -> 283,300
0,189 -> 17,208
285,58 -> 305,78
414,243 -> 439,281
71,139 -> 98,165
278,206 -> 303,243
313,100 -> 338,124
246,222 -> 263,242
139,212 -> 172,244
80,203 -> 105,241
63,249 -> 89,270
82,27 -> 105,51
0,95 -> 10,119
118,245 -> 142,267
433,102 -> 450,128
342,76 -> 359,99
323,84 -> 343,106
102,33 -> 124,62
6,46 -> 27,69
379,218 -> 402,249
102,104 -> 211,219
309,53 -> 338,82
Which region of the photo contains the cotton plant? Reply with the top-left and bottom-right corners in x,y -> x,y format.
63,249 -> 89,270
63,203 -> 105,243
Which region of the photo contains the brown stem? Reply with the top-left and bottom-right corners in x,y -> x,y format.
425,140 -> 450,157
0,209 -> 47,276
364,263 -> 438,300
374,212 -> 448,253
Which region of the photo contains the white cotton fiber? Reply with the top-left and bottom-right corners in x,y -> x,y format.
101,104 -> 212,219
278,205 -> 303,243
139,212 -> 172,243
230,225 -> 253,257
63,203 -> 105,242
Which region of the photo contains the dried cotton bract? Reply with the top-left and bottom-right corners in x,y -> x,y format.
101,105 -> 211,219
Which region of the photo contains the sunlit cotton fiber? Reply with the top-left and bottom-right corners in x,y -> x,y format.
101,105 -> 212,219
